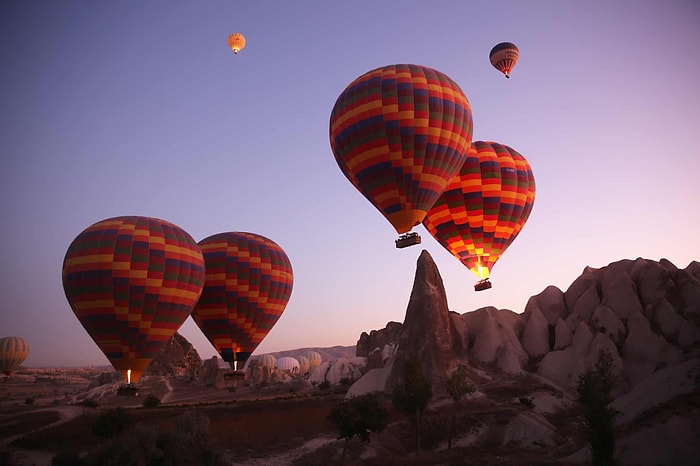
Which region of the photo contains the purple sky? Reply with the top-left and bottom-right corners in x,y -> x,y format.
2,1 -> 699,367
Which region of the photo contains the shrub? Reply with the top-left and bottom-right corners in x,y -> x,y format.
24,397 -> 35,405
91,407 -> 131,439
78,398 -> 98,408
519,397 -> 535,409
141,394 -> 161,408
328,393 -> 387,466
318,380 -> 331,390
51,449 -> 84,466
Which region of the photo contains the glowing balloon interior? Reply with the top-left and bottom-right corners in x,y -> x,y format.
330,64 -> 474,238
62,216 -> 205,384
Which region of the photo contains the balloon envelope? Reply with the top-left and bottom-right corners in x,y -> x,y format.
489,42 -> 520,78
228,33 -> 246,54
330,64 -> 474,234
191,232 -> 293,369
423,141 -> 535,281
62,216 -> 205,383
0,337 -> 30,376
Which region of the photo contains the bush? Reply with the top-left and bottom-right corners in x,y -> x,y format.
519,397 -> 535,409
24,397 -> 35,405
91,407 -> 131,439
83,410 -> 227,466
78,399 -> 98,408
318,380 -> 331,390
51,449 -> 84,466
141,394 -> 161,408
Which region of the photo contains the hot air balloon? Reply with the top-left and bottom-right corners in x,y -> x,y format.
423,141 -> 536,291
0,337 -> 30,377
302,350 -> 322,372
329,64 -> 474,248
489,42 -> 519,78
62,216 -> 205,386
228,33 -> 246,55
191,232 -> 293,376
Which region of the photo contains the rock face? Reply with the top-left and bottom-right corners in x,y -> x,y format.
356,321 -> 403,370
349,256 -> 700,464
384,250 -> 466,399
146,332 -> 203,382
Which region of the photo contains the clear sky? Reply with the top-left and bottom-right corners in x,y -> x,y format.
1,1 -> 698,367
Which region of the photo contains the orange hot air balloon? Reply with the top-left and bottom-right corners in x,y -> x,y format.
191,232 -> 293,372
62,216 -> 205,384
489,42 -> 519,78
0,337 -> 30,377
329,64 -> 474,248
423,141 -> 535,291
228,32 -> 246,54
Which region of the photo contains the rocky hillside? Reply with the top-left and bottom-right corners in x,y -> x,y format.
348,251 -> 700,465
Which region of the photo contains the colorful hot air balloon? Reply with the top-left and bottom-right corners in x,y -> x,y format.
191,232 -> 293,372
329,64 -> 474,247
0,337 -> 30,376
62,216 -> 205,384
489,42 -> 519,78
423,141 -> 536,291
228,32 -> 246,55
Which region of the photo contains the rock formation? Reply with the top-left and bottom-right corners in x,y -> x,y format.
348,255 -> 700,464
383,250 -> 466,398
145,332 -> 203,382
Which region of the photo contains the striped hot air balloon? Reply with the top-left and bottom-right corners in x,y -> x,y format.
489,42 -> 520,78
423,141 -> 536,291
62,216 -> 205,384
329,64 -> 473,246
0,336 -> 30,376
191,232 -> 293,371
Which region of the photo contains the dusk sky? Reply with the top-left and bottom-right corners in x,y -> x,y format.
2,1 -> 698,367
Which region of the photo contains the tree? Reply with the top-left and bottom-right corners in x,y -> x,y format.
445,364 -> 475,449
576,349 -> 619,466
327,393 -> 388,466
391,357 -> 433,454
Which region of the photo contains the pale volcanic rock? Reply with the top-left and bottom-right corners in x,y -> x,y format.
521,304 -> 550,359
309,357 -> 366,385
565,285 -> 600,330
600,270 -> 642,320
590,304 -> 626,346
462,307 -> 528,373
386,250 -> 463,398
553,317 -> 573,350
524,285 -> 567,324
564,266 -> 599,312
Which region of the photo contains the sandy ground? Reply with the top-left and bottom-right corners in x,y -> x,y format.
228,436 -> 337,466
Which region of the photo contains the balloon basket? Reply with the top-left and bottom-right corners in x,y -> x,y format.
474,279 -> 492,292
224,370 -> 246,381
395,232 -> 421,249
117,384 -> 140,397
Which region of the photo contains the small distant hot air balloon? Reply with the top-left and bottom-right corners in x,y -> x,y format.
423,141 -> 536,291
0,337 -> 30,377
228,32 -> 246,55
329,64 -> 474,248
302,350 -> 322,372
62,216 -> 205,385
489,42 -> 519,78
191,232 -> 293,375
